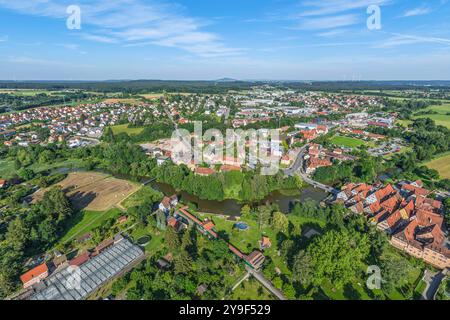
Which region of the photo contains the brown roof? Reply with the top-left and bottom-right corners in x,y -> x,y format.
96,238 -> 114,253
194,167 -> 215,175
69,252 -> 90,267
161,197 -> 171,209
220,165 -> 241,172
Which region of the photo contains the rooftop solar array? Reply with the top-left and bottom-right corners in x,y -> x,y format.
30,239 -> 144,300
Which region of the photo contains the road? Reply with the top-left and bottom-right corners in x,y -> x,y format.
422,269 -> 447,300
246,266 -> 287,300
284,144 -> 339,195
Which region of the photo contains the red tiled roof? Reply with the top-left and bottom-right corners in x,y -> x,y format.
20,263 -> 48,284
194,167 -> 215,176
374,184 -> 395,201
402,184 -> 429,197
221,165 -> 241,172
201,220 -> 215,231
416,209 -> 444,228
167,217 -> 179,228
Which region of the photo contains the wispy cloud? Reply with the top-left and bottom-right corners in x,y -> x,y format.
295,0 -> 392,17
316,29 -> 347,37
376,33 -> 450,48
401,6 -> 432,17
284,0 -> 393,32
0,0 -> 241,57
292,14 -> 359,30
0,35 -> 8,42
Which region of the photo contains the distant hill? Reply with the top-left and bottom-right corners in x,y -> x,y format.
215,77 -> 239,82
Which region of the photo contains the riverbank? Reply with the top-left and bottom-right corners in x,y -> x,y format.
52,167 -> 328,216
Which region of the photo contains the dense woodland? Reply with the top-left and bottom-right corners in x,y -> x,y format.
0,91 -> 96,113
1,80 -> 450,94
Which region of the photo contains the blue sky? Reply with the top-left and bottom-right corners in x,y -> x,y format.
0,0 -> 449,80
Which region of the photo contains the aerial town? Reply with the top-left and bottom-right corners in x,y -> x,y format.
0,0 -> 449,312
1,83 -> 449,303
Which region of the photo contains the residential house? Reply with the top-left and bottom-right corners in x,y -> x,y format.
20,263 -> 49,289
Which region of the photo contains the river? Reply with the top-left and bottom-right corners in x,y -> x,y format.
150,181 -> 328,217
54,167 -> 328,217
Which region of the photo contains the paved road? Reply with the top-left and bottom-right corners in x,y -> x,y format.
246,266 -> 287,300
422,269 -> 447,300
284,144 -> 339,195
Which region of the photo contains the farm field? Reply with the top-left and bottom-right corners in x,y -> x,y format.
111,124 -> 144,136
103,98 -> 141,104
424,152 -> 450,179
32,171 -> 141,211
329,135 -> 366,148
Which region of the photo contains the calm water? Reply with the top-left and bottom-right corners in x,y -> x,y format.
150,181 -> 328,216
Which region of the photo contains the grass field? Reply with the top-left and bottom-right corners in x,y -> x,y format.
230,278 -> 275,300
413,103 -> 450,129
32,171 -> 141,211
424,152 -> 450,179
0,158 -> 85,180
330,135 -> 366,148
60,208 -> 123,244
111,124 -> 144,136
0,159 -> 16,179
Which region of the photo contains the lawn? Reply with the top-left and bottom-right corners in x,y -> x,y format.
130,224 -> 165,255
60,208 -> 123,244
330,135 -> 366,148
0,158 -> 86,179
414,114 -> 450,129
28,158 -> 86,174
111,124 -> 144,136
0,159 -> 16,179
230,278 -> 275,300
200,212 -> 326,276
424,152 -> 450,179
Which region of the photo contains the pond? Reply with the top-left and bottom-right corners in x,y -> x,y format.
136,235 -> 151,246
234,222 -> 249,231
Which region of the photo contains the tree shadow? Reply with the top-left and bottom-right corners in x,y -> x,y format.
343,283 -> 361,300
68,190 -> 97,211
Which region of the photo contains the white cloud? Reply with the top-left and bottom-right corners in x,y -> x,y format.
284,0 -> 393,33
316,29 -> 347,37
292,14 -> 359,30
0,0 -> 241,57
296,0 -> 392,17
376,33 -> 450,48
401,6 -> 432,17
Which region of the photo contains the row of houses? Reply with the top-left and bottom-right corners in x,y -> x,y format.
304,143 -> 354,174
1,101 -> 159,147
336,181 -> 449,269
